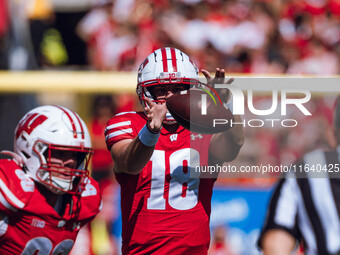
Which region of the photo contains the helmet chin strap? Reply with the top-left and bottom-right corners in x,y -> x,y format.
52,176 -> 74,192
39,170 -> 74,194
43,183 -> 66,195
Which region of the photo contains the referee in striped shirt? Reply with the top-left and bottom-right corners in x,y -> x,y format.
258,97 -> 340,255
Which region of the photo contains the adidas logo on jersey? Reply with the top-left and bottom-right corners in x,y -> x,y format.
31,219 -> 45,228
170,134 -> 178,142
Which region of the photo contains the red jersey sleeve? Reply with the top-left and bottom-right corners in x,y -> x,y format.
77,177 -> 102,223
0,159 -> 34,213
105,111 -> 139,150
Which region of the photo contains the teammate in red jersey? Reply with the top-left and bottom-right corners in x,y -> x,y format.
0,105 -> 102,255
105,47 -> 244,254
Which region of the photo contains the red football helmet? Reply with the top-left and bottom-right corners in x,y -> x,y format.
136,47 -> 200,123
13,105 -> 93,195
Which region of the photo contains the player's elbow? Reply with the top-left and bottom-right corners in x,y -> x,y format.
225,136 -> 244,162
124,150 -> 153,174
225,145 -> 242,162
231,130 -> 244,158
125,161 -> 144,175
209,132 -> 244,163
113,158 -> 143,175
234,135 -> 244,149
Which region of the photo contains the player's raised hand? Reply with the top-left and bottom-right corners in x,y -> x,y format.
201,68 -> 234,85
144,97 -> 167,132
201,68 -> 234,104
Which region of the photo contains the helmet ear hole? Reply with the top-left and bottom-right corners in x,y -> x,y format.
76,153 -> 87,169
42,147 -> 50,162
22,151 -> 30,159
146,87 -> 157,100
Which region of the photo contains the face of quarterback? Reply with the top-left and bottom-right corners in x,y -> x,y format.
149,84 -> 188,101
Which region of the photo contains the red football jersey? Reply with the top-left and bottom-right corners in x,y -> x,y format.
105,111 -> 216,254
0,158 -> 102,255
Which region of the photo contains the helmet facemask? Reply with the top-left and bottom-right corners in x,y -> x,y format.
138,81 -> 194,124
34,141 -> 92,195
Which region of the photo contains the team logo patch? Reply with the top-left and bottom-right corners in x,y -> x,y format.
15,113 -> 47,139
170,134 -> 178,142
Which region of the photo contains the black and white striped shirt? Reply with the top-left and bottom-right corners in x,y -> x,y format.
258,147 -> 340,255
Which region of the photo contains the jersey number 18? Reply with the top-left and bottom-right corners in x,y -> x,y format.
147,148 -> 200,211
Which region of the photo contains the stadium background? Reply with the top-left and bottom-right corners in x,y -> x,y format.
0,0 -> 339,254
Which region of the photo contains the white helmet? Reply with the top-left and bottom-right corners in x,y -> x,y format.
14,105 -> 93,195
136,47 -> 200,123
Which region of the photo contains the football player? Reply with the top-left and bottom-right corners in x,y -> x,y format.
105,47 -> 244,254
0,105 -> 102,254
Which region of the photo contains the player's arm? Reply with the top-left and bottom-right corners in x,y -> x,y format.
0,161 -> 35,236
110,98 -> 167,174
262,230 -> 296,255
201,68 -> 244,163
111,138 -> 154,174
209,114 -> 244,163
0,211 -> 8,236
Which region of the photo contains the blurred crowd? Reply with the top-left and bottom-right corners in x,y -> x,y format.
76,0 -> 340,75
1,0 -> 340,75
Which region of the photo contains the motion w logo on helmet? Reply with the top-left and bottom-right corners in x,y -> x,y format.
15,113 -> 48,139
